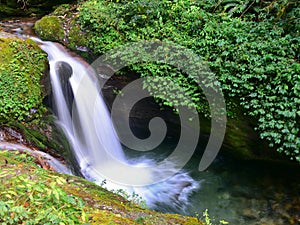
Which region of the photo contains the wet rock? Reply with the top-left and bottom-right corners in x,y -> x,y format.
242,208 -> 260,220
3,127 -> 23,143
221,192 -> 231,200
258,218 -> 277,225
0,130 -> 5,141
0,31 -> 16,38
55,61 -> 74,115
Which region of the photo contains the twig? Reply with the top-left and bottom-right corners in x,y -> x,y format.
240,1 -> 256,19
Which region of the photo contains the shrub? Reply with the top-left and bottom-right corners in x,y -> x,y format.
0,38 -> 48,123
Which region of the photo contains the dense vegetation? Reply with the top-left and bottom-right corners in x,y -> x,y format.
36,0 -> 300,162
0,152 -> 86,225
0,38 -> 48,123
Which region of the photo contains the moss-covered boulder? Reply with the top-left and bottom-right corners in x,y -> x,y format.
0,37 -> 48,123
34,5 -> 88,54
34,16 -> 65,42
0,150 -> 201,224
223,117 -> 287,161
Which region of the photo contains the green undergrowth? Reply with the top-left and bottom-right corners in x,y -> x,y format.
0,37 -> 62,153
38,0 -> 300,162
0,37 -> 48,124
0,150 -> 201,224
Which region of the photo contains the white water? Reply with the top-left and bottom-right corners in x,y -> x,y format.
0,142 -> 72,175
35,38 -> 199,210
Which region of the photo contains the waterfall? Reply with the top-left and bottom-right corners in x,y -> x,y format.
35,38 -> 199,211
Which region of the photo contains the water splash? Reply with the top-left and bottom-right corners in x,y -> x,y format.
35,38 -> 199,211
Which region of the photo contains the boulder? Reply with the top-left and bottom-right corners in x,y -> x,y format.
55,61 -> 74,115
34,16 -> 65,42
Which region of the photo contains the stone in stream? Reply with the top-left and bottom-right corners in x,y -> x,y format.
0,130 -> 5,141
55,61 -> 74,115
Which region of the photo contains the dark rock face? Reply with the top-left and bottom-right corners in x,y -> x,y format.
55,61 -> 74,115
0,0 -> 75,18
41,60 -> 74,117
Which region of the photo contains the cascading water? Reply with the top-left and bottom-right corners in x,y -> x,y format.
34,38 -> 199,211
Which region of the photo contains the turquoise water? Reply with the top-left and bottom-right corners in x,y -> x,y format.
185,156 -> 300,224
124,118 -> 300,225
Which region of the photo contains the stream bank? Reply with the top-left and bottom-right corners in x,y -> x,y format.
0,150 -> 201,224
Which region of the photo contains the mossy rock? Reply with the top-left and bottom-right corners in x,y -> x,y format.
0,150 -> 201,224
223,117 -> 260,159
34,2 -> 92,57
34,16 -> 65,42
51,8 -> 90,54
221,115 -> 288,161
0,37 -> 48,123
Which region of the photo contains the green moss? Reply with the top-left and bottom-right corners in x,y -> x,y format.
0,150 -> 87,224
53,4 -> 71,15
224,117 -> 257,160
0,38 -> 48,123
222,115 -> 285,161
34,16 -> 65,42
0,150 -> 201,224
67,17 -> 87,50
